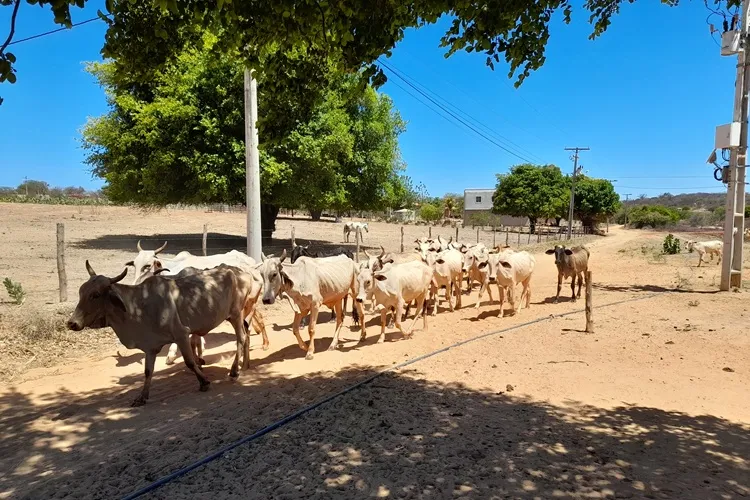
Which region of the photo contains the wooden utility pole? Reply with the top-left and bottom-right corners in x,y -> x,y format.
400,226 -> 404,253
564,147 -> 589,240
585,271 -> 593,333
720,0 -> 750,290
244,68 -> 262,261
355,227 -> 361,263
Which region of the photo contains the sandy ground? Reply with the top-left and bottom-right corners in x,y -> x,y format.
0,203 -> 749,499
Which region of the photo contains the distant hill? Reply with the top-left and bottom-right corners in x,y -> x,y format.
622,192 -> 748,211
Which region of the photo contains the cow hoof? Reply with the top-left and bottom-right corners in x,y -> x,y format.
327,344 -> 338,352
229,369 -> 239,379
198,357 -> 206,366
199,381 -> 211,392
131,396 -> 147,407
305,353 -> 314,360
165,357 -> 176,366
359,335 -> 367,343
262,344 -> 269,351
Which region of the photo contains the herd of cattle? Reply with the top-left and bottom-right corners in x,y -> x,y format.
65,224 -> 595,407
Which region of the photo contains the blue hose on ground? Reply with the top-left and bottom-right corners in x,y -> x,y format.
121,293 -> 658,500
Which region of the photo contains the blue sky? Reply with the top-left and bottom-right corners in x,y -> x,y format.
0,0 -> 737,198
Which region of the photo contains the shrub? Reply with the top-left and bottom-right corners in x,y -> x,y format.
3,278 -> 26,305
628,205 -> 681,228
419,203 -> 442,222
663,234 -> 681,255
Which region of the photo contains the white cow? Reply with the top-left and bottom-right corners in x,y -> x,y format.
459,243 -> 487,292
259,251 -> 364,359
424,248 -> 463,316
685,239 -> 723,267
343,222 -> 369,243
473,247 -> 514,309
486,250 -> 535,317
357,260 -> 432,343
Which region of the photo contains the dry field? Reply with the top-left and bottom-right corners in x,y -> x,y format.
0,203 -> 748,499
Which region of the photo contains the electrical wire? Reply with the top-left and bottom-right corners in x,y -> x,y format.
7,13 -> 111,47
378,59 -> 536,163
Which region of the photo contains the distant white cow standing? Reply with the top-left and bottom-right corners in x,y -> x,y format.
343,222 -> 369,243
490,250 -> 535,317
685,240 -> 723,267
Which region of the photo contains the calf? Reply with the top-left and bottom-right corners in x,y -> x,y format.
685,240 -> 723,267
545,244 -> 590,302
359,260 -> 432,343
259,251 -> 364,359
474,247 -> 514,309
66,261 -> 255,406
343,222 -> 369,243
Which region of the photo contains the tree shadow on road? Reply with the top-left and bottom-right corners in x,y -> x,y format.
1,363 -> 748,499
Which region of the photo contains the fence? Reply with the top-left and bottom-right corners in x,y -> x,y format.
35,220 -> 592,305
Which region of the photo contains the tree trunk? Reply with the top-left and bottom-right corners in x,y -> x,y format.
528,217 -> 536,235
310,209 -> 322,221
260,203 -> 279,246
581,216 -> 596,234
554,217 -> 562,227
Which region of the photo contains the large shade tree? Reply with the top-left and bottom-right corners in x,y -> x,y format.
81,34 -> 408,242
573,176 -> 621,231
1,0 -> 718,106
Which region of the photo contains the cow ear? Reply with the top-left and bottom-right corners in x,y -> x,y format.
477,261 -> 488,269
107,289 -> 127,313
436,258 -> 445,264
564,249 -> 573,255
500,261 -> 512,269
281,270 -> 294,288
374,274 -> 388,281
545,249 -> 555,255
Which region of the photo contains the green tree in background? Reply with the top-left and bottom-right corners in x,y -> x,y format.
17,179 -> 49,197
573,176 -> 621,232
81,34 -> 407,242
419,203 -> 442,223
492,164 -> 567,234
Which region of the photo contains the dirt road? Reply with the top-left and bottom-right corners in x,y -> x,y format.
1,216 -> 748,499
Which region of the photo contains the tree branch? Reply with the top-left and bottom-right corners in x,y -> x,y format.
1,0 -> 21,55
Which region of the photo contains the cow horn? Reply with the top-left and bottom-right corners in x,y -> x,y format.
85,260 -> 96,277
379,245 -> 386,258
280,248 -> 287,263
109,268 -> 128,284
154,241 -> 168,255
261,252 -> 267,262
136,240 -> 143,252
363,248 -> 372,258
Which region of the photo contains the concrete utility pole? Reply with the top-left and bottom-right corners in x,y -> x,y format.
244,68 -> 262,261
720,0 -> 750,290
564,147 -> 589,240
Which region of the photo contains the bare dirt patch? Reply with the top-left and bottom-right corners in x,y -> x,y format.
0,204 -> 748,499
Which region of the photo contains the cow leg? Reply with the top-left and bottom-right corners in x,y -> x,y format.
498,286 -> 506,317
131,348 -> 159,407
446,283 -> 454,312
717,251 -> 722,264
576,272 -> 583,298
454,277 -> 462,309
522,277 -> 532,309
378,308 -> 387,344
697,253 -> 703,267
251,309 -> 269,351
474,278 -> 488,310
175,334 -> 210,392
408,294 -> 427,334
570,274 -> 577,301
165,342 -> 180,365
292,312 -> 307,351
431,283 -> 439,317
388,307 -> 396,328
229,316 -> 247,379
328,300 -> 346,351
394,300 -> 411,340
554,274 -> 562,303
305,304 -> 320,360
191,335 -> 206,366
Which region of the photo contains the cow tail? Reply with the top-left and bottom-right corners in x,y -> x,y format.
352,298 -> 360,325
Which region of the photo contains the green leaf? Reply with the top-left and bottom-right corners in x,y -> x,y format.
7,72 -> 16,84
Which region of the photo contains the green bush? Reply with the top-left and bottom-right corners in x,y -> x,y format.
662,234 -> 681,255
628,205 -> 681,228
3,278 -> 26,305
419,203 -> 442,222
0,196 -> 111,206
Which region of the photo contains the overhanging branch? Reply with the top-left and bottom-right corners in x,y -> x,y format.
1,0 -> 21,55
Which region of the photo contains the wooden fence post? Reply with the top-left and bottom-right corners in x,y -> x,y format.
291,226 -> 296,247
56,223 -> 67,303
355,227 -> 361,263
429,226 -> 432,238
202,223 -> 208,256
585,271 -> 594,333
400,226 -> 404,253
537,231 -> 541,243
455,225 -> 459,242
506,227 -> 509,245
476,226 -> 480,244
493,225 -> 496,247
517,229 -> 521,245
527,231 -> 531,244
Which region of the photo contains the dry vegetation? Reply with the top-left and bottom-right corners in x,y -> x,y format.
0,203 -> 748,499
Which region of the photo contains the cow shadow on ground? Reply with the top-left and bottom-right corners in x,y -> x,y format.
70,232 -> 383,257
2,364 -> 748,499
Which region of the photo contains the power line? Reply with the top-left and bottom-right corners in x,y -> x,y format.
615,186 -> 728,190
7,13 -> 110,47
381,60 -> 544,163
378,59 -> 536,163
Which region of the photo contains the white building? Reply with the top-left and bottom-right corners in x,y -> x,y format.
463,188 -> 527,227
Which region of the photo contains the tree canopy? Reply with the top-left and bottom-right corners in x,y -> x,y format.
573,176 -> 620,230
492,163 -> 568,233
81,34 -> 409,241
1,0 -> 709,106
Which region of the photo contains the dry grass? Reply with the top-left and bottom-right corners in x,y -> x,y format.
0,303 -> 118,380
